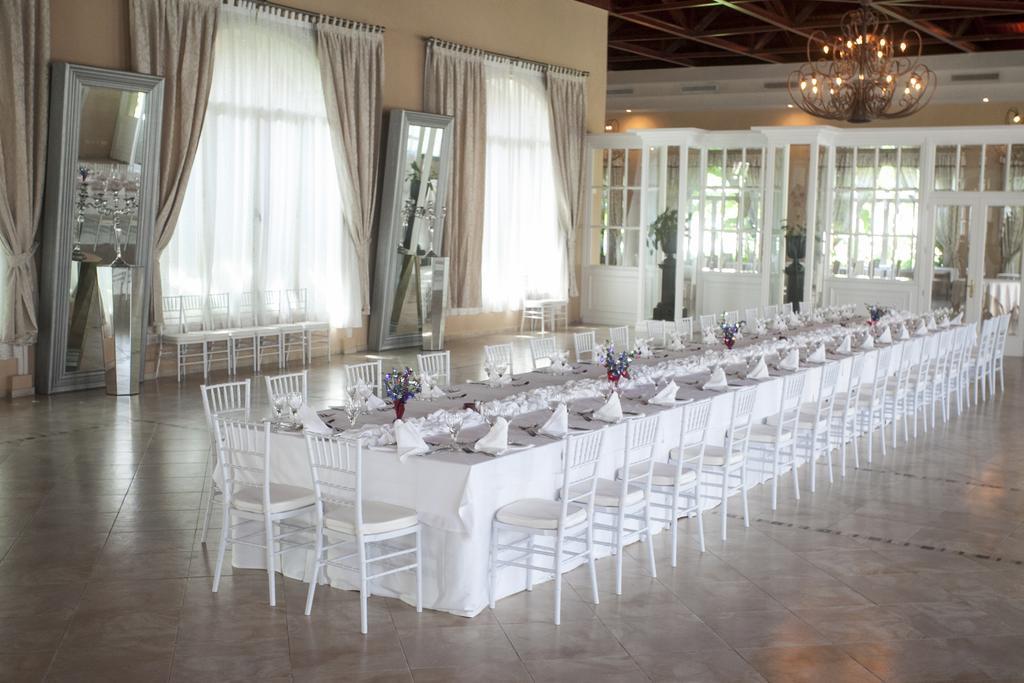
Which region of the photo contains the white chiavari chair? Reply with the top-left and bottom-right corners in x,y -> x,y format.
801,361 -> 840,492
702,386 -> 756,540
417,350 -> 452,386
637,320 -> 666,346
723,310 -> 740,324
656,399 -> 712,564
528,336 -> 559,370
180,294 -> 206,331
484,342 -> 515,376
883,341 -> 915,448
593,414 -> 659,595
303,433 -> 421,633
856,346 -> 893,464
698,313 -> 716,332
489,430 -> 603,625
781,302 -> 794,315
744,307 -> 760,324
905,336 -> 934,438
279,289 -> 309,367
675,317 -> 694,341
609,325 -> 630,350
762,304 -> 779,319
573,330 -> 597,363
200,379 -> 251,545
207,292 -> 231,329
991,314 -> 1010,396
520,298 -> 546,333
953,324 -> 973,414
832,354 -> 865,477
922,329 -> 951,428
747,372 -> 806,510
211,418 -> 316,606
255,290 -> 285,371
345,360 -> 383,397
967,318 -> 997,405
264,370 -> 308,407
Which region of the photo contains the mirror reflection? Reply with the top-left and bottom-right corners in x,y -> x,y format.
65,85 -> 147,374
390,123 -> 447,339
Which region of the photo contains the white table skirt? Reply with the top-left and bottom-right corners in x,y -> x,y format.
224,333 -> 955,617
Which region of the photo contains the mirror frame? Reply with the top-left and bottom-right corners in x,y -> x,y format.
36,63 -> 164,394
369,110 -> 454,351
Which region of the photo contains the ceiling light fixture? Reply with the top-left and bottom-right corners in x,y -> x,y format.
1008,108 -> 1023,125
983,97 -> 990,103
788,2 -> 935,124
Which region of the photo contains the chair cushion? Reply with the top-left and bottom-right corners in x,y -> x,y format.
748,423 -> 794,442
592,478 -> 645,508
496,498 -> 586,530
702,445 -> 743,468
232,484 -> 316,515
323,500 -> 418,536
624,460 -> 698,488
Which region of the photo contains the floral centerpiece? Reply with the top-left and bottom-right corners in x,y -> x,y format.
599,343 -> 633,385
719,318 -> 744,350
865,303 -> 889,326
383,367 -> 421,420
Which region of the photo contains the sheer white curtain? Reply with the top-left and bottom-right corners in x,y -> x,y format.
162,4 -> 359,328
480,63 -> 566,312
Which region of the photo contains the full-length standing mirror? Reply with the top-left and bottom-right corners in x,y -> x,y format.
369,110 -> 454,351
36,64 -> 164,393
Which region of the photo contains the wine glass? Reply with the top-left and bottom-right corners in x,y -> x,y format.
444,411 -> 464,448
271,395 -> 286,419
287,392 -> 303,421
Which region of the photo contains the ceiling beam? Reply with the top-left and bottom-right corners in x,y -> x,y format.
602,10 -> 784,62
709,0 -> 817,40
879,0 -> 1024,11
608,40 -> 697,67
871,2 -> 978,51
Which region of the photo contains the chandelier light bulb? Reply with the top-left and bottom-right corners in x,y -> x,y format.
900,41 -> 907,51
823,45 -> 830,54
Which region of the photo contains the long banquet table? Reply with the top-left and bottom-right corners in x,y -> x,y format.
226,322 -> 953,617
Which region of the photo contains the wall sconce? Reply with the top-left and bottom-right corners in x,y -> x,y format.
604,119 -> 619,132
1008,108 -> 1023,125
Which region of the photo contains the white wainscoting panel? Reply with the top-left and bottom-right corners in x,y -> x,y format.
582,266 -> 638,325
825,278 -> 916,312
699,273 -> 762,317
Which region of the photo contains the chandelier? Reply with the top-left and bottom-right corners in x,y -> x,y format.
788,3 -> 935,124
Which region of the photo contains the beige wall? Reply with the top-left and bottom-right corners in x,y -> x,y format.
613,102 -> 1011,132
11,0 -> 608,395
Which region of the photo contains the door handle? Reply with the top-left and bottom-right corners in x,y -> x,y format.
967,280 -> 975,298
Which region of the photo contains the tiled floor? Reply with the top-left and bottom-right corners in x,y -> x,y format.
2,329 -> 1023,682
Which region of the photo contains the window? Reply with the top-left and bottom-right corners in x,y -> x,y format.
829,146 -> 919,281
935,143 -> 1024,192
702,148 -> 763,273
589,146 -> 641,267
162,6 -> 359,328
480,63 -> 565,311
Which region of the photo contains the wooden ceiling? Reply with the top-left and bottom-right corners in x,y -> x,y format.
576,0 -> 1024,70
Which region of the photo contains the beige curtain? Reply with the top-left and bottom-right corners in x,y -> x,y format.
316,23 -> 384,315
546,71 -> 587,298
0,0 -> 48,344
128,0 -> 218,323
424,43 -> 487,309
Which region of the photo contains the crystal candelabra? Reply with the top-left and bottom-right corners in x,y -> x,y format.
401,200 -> 448,251
75,166 -> 139,266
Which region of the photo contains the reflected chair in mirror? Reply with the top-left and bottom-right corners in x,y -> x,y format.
345,360 -> 383,397
200,379 -> 251,545
656,399 -> 712,563
593,413 -> 659,595
573,330 -> 597,363
484,343 -> 514,376
489,430 -> 604,625
211,418 -> 316,607
265,370 -> 308,407
417,350 -> 451,386
529,336 -> 559,370
303,433 -> 422,633
702,386 -> 756,540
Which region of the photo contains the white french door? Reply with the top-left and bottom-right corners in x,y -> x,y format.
929,194 -> 1024,355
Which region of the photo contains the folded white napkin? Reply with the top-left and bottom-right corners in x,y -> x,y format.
927,315 -> 938,331
591,345 -> 606,363
649,380 -> 679,406
633,338 -> 652,358
746,356 -> 770,380
484,362 -> 511,386
702,329 -> 717,344
837,335 -> 852,355
914,323 -> 929,337
539,403 -> 569,437
877,326 -> 893,344
593,392 -> 624,422
938,317 -> 950,329
667,332 -> 686,351
365,393 -> 388,411
703,366 -> 729,391
772,319 -> 788,332
475,417 -> 509,455
752,320 -> 767,336
952,312 -> 963,325
778,349 -> 800,372
297,405 -> 332,435
394,419 -> 429,462
422,384 -> 446,399
547,350 -> 572,374
806,344 -> 826,364
860,333 -> 875,350
898,323 -> 910,341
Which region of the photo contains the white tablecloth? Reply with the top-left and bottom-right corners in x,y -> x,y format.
225,329 -> 951,617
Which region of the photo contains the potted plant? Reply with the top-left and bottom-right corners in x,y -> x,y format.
647,208 -> 678,256
782,220 -> 806,259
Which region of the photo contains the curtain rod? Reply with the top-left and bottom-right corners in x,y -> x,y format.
228,0 -> 385,33
425,37 -> 588,78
